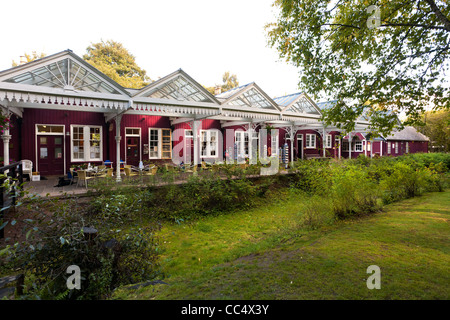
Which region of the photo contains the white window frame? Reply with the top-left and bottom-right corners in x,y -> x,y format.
125,127 -> 141,163
354,140 -> 363,152
201,129 -> 219,158
235,130 -> 250,158
70,125 -> 102,162
325,134 -> 332,149
305,134 -> 316,149
395,142 -> 399,154
35,124 -> 66,173
148,128 -> 172,159
406,142 -> 409,154
387,142 -> 391,154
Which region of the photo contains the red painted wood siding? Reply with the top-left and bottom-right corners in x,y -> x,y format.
20,109 -> 107,173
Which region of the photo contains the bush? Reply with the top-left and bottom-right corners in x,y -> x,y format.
329,164 -> 382,219
0,195 -> 162,300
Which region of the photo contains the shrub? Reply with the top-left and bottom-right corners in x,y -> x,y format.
298,195 -> 335,230
330,164 -> 382,219
0,195 -> 162,299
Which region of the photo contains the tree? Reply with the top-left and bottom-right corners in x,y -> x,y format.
12,51 -> 46,67
83,40 -> 151,89
204,71 -> 240,95
415,109 -> 450,152
266,0 -> 450,135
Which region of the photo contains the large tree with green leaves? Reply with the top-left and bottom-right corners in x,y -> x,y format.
83,40 -> 151,89
266,0 -> 450,135
204,71 -> 240,95
12,51 -> 46,67
415,109 -> 450,151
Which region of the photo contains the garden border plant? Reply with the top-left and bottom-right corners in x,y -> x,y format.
0,152 -> 448,299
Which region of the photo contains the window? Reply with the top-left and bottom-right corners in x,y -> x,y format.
149,129 -> 159,159
235,131 -> 250,158
387,142 -> 391,154
89,127 -> 101,160
305,134 -> 316,149
201,130 -> 219,158
148,128 -> 172,159
352,137 -> 363,152
37,125 -> 64,134
406,142 -> 409,153
325,134 -> 332,149
126,128 -> 140,136
395,142 -> 399,154
162,129 -> 172,159
71,125 -> 102,161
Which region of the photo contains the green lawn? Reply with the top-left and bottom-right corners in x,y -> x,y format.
114,189 -> 450,300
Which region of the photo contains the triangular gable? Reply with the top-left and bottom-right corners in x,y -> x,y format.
134,69 -> 219,104
219,83 -> 280,111
276,92 -> 322,115
0,50 -> 129,96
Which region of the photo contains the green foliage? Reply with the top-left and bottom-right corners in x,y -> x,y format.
0,194 -> 161,300
293,153 -> 449,228
83,40 -> 151,89
330,163 -> 382,219
266,0 -> 450,134
414,109 -> 450,153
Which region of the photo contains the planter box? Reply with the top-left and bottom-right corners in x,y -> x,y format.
31,175 -> 40,181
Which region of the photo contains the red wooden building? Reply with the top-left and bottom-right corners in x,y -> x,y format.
0,50 -> 428,180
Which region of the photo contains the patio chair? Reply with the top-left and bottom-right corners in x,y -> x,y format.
76,170 -> 93,189
96,168 -> 113,178
124,167 -> 139,177
21,160 -> 33,181
144,166 -> 158,176
185,164 -> 198,174
95,165 -> 107,177
69,168 -> 78,185
201,161 -> 211,170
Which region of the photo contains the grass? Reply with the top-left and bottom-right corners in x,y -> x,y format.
116,189 -> 450,300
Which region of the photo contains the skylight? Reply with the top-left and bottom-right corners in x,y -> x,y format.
5,58 -> 121,94
144,75 -> 212,102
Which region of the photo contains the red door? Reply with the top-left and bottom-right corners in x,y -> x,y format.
126,137 -> 140,166
38,135 -> 64,176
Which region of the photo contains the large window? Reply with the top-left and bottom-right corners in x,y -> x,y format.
201,130 -> 218,158
305,134 -> 316,149
71,125 -> 102,162
149,128 -> 172,159
235,131 -> 250,158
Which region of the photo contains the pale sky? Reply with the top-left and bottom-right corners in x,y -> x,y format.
0,0 -> 302,99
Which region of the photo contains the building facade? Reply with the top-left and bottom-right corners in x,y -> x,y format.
0,50 -> 428,179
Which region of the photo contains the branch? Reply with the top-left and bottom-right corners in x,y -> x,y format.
423,0 -> 450,32
379,22 -> 448,31
322,23 -> 361,29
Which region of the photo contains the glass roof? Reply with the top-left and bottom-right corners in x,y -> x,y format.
228,87 -> 275,110
284,96 -> 320,115
144,75 -> 213,102
4,58 -> 121,94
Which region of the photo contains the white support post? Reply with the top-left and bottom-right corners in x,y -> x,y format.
1,104 -> 11,167
193,120 -> 200,166
338,136 -> 341,160
349,132 -> 352,159
290,126 -> 294,165
370,139 -> 374,159
115,114 -> 122,182
323,128 -> 326,158
364,140 -> 367,157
